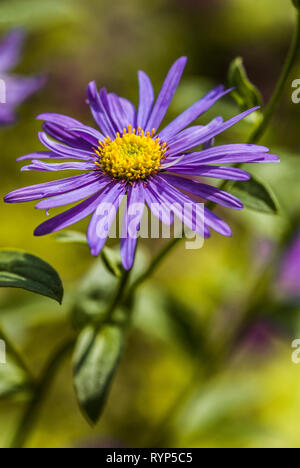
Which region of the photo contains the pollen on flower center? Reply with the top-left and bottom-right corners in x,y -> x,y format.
93,125 -> 167,182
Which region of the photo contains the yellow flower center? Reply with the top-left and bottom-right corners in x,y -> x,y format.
94,125 -> 167,182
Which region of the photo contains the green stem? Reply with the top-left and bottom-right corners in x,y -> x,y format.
128,236 -> 183,296
105,268 -> 132,322
10,338 -> 75,449
249,9 -> 300,144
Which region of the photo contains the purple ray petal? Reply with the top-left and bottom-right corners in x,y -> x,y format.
38,132 -> 94,160
34,190 -> 107,236
144,184 -> 174,226
37,112 -> 87,128
202,119 -> 224,151
149,176 -> 205,236
161,173 -> 243,210
17,151 -> 64,161
167,144 -> 278,166
87,82 -> 116,139
159,86 -> 232,141
137,71 -> 154,129
0,29 -> 26,72
160,154 -> 185,171
21,160 -> 95,172
204,207 -> 232,237
87,182 -> 126,256
4,173 -> 100,203
38,113 -> 104,145
42,121 -> 91,150
202,136 -> 216,150
121,183 -> 145,270
107,92 -> 130,133
68,126 -> 104,145
168,165 -> 251,181
119,97 -> 136,127
168,107 -> 260,155
0,108 -> 15,124
0,74 -> 44,115
35,177 -> 110,209
196,152 -> 279,164
99,88 -> 119,132
146,57 -> 187,132
166,117 -> 222,150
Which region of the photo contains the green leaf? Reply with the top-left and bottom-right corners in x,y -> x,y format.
227,174 -> 279,215
228,57 -> 263,111
55,230 -> 87,245
101,247 -> 123,278
73,324 -> 123,424
0,249 -> 63,303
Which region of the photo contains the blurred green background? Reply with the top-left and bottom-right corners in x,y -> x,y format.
1,0 -> 300,448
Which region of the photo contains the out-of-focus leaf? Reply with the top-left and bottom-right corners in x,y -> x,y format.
174,378 -> 259,438
0,0 -> 82,28
55,230 -> 87,245
73,324 -> 123,424
0,358 -> 32,400
227,174 -> 279,215
0,249 -> 63,304
133,287 -> 206,357
228,57 -> 263,112
101,247 -> 123,278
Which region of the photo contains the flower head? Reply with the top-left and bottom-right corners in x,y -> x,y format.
5,57 -> 279,270
0,29 -> 44,125
94,125 -> 167,181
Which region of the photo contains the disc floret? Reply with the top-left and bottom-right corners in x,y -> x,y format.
94,125 -> 167,182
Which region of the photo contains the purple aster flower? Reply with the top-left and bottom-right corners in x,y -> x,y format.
0,29 -> 44,125
4,57 -> 279,270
